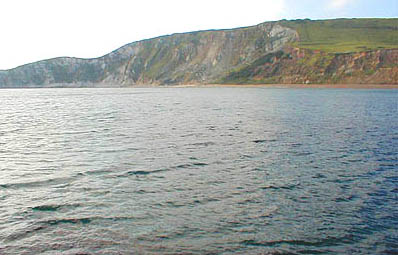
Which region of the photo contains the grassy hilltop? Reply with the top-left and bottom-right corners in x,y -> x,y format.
280,18 -> 398,53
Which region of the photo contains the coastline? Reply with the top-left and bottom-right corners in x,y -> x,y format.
170,84 -> 398,89
1,84 -> 398,89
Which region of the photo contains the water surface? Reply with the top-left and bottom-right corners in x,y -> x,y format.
0,88 -> 397,254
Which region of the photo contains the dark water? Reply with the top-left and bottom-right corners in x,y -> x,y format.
0,88 -> 397,254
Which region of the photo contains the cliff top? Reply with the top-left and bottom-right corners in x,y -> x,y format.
278,18 -> 398,53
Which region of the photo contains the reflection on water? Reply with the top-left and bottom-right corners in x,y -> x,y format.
0,88 -> 397,254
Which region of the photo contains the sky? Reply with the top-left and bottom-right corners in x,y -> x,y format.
0,0 -> 396,70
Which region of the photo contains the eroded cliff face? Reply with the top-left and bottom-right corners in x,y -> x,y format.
0,23 -> 297,87
0,19 -> 397,87
221,48 -> 398,84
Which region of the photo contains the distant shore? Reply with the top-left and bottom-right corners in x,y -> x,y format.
1,84 -> 397,89
171,84 -> 398,89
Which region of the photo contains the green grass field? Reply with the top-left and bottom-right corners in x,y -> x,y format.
279,18 -> 398,53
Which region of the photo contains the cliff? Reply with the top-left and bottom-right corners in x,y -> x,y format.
220,48 -> 398,84
0,18 -> 397,87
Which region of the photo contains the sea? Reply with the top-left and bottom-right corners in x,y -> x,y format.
0,87 -> 397,254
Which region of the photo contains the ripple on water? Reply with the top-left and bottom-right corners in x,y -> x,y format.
0,176 -> 76,190
125,169 -> 168,176
31,203 -> 81,212
241,234 -> 355,248
0,88 -> 397,254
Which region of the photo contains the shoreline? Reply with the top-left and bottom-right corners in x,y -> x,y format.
170,84 -> 398,89
1,84 -> 397,89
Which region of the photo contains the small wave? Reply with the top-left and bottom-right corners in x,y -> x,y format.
31,203 -> 80,212
125,168 -> 168,176
292,151 -> 313,156
297,249 -> 325,254
84,169 -> 113,176
193,162 -> 208,166
253,139 -> 277,144
0,176 -> 75,190
37,215 -> 143,228
6,215 -> 143,241
127,170 -> 152,175
261,182 -> 300,191
175,164 -> 192,169
290,142 -> 303,147
5,224 -> 49,242
334,195 -> 357,202
189,141 -> 216,147
173,162 -> 208,169
134,189 -> 157,194
240,154 -> 254,159
46,217 -> 92,225
312,173 -> 327,179
32,205 -> 62,212
163,197 -> 220,208
241,235 -> 353,248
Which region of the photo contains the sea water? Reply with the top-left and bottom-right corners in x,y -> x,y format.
0,88 -> 397,254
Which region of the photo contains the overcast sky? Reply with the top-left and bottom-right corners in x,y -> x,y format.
0,0 -> 396,69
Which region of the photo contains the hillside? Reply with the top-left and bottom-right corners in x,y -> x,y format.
221,18 -> 398,84
0,18 -> 397,87
280,18 -> 398,53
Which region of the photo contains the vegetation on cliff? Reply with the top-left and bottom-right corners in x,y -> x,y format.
220,18 -> 398,84
0,18 -> 397,87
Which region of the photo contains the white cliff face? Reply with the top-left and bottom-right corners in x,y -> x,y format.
0,22 -> 298,87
